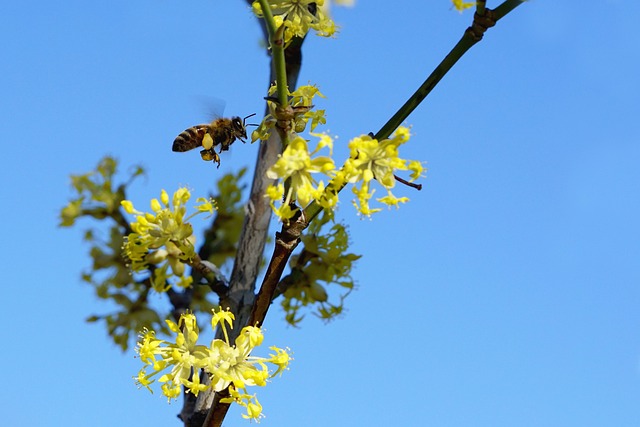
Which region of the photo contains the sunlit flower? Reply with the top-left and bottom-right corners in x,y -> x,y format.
339,126 -> 425,216
266,134 -> 335,220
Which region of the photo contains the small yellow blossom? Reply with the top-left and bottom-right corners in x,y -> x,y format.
223,387 -> 266,422
244,398 -> 264,421
351,182 -> 382,216
451,0 -> 476,12
377,193 -> 410,208
135,370 -> 154,392
181,371 -> 209,397
161,383 -> 181,401
211,308 -> 235,343
121,200 -> 136,215
310,131 -> 333,155
268,346 -> 291,376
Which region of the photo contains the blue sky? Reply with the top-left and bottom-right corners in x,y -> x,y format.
2,1 -> 639,426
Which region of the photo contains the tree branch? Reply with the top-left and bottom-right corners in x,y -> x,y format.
183,3 -> 305,426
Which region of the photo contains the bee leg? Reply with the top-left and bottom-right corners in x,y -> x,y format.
219,136 -> 235,152
200,149 -> 221,167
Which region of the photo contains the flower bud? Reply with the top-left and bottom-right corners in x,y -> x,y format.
168,256 -> 185,276
309,282 -> 328,302
145,249 -> 168,264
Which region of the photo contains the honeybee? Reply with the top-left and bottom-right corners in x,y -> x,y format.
172,113 -> 256,166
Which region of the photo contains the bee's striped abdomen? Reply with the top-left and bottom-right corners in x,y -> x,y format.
172,125 -> 209,152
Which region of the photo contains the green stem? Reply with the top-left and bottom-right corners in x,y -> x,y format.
257,0 -> 289,106
273,28 -> 290,107
257,0 -> 276,38
374,34 -> 473,140
476,0 -> 486,16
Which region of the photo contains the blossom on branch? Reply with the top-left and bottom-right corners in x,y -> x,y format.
252,0 -> 337,44
266,134 -> 336,221
121,188 -> 215,291
337,126 -> 425,217
135,309 -> 290,421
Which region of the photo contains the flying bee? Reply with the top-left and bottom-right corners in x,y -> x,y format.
172,113 -> 257,167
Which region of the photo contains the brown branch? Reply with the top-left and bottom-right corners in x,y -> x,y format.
249,212 -> 307,327
274,248 -> 316,298
466,8 -> 497,41
394,174 -> 422,191
187,254 -> 230,297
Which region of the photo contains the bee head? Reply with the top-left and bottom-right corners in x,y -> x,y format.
234,113 -> 258,141
231,117 -> 245,137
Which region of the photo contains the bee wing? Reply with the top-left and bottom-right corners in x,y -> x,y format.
197,96 -> 226,121
172,125 -> 209,152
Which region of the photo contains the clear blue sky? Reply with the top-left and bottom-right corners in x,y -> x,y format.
2,1 -> 639,426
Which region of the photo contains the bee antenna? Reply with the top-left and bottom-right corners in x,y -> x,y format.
243,113 -> 257,124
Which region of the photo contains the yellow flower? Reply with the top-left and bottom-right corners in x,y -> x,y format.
377,193 -> 410,209
134,370 -> 154,392
211,308 -> 235,343
451,0 -> 476,12
244,397 -> 264,421
351,182 -> 382,216
266,135 -> 335,219
223,388 -> 265,422
180,370 -> 209,397
236,326 -> 264,350
161,383 -> 181,401
268,346 -> 291,376
136,328 -> 165,365
156,314 -> 209,389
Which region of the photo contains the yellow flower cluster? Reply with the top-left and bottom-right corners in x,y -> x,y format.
252,0 -> 337,44
121,188 -> 215,291
337,127 -> 425,216
266,134 -> 335,220
135,310 -> 290,421
266,126 -> 425,220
